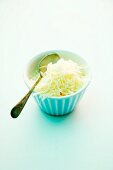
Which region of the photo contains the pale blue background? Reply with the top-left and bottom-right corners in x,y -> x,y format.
0,0 -> 113,170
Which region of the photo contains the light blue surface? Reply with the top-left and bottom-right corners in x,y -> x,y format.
0,0 -> 113,170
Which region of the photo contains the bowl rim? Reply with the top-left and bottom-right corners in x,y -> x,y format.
23,49 -> 92,99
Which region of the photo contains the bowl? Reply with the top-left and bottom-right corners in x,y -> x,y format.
24,50 -> 91,116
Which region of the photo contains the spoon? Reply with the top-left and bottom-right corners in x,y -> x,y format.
11,53 -> 60,118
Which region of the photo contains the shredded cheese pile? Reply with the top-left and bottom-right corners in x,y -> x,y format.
34,59 -> 86,97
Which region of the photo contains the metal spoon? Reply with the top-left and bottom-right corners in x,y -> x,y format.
11,53 -> 60,118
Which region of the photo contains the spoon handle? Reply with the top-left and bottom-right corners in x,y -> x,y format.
11,75 -> 42,118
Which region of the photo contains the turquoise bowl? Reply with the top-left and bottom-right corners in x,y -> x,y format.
24,50 -> 91,116
33,89 -> 86,116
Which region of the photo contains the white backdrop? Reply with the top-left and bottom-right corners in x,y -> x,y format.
0,0 -> 113,170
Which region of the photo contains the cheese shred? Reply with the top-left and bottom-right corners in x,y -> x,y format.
34,59 -> 86,97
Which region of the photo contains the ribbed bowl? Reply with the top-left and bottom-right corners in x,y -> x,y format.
24,50 -> 91,116
33,89 -> 85,116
